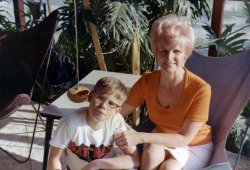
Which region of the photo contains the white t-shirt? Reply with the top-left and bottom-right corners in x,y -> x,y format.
49,107 -> 127,170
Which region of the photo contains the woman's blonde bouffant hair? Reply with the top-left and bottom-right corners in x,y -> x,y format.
150,14 -> 195,58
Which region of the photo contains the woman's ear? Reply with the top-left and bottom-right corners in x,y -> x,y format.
88,91 -> 93,102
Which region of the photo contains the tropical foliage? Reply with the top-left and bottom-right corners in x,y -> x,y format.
201,23 -> 249,56
54,0 -> 212,77
0,5 -> 16,30
244,0 -> 250,23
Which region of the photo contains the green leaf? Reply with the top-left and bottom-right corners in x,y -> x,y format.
224,33 -> 246,44
200,23 -> 250,56
220,24 -> 235,37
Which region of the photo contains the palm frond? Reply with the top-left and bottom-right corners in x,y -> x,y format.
189,0 -> 211,20
200,23 -> 249,56
92,1 -> 150,62
147,0 -> 211,21
243,0 -> 250,23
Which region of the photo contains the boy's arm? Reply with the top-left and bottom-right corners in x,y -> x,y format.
48,146 -> 64,170
82,146 -> 140,170
121,145 -> 140,168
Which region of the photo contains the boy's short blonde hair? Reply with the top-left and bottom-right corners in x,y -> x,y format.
150,14 -> 195,58
93,76 -> 128,104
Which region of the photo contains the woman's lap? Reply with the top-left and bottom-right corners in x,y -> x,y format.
141,142 -> 213,170
164,142 -> 213,170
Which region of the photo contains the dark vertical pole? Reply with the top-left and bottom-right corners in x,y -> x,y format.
208,0 -> 225,57
42,116 -> 54,170
13,0 -> 25,31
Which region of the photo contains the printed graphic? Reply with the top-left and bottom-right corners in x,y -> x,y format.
68,141 -> 112,162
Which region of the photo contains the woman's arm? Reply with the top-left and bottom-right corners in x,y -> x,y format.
48,146 -> 64,170
117,142 -> 140,168
115,119 -> 203,148
120,103 -> 137,117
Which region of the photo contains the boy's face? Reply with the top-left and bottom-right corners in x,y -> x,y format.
88,91 -> 122,122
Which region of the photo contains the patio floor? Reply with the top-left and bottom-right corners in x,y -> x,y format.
0,103 -> 66,170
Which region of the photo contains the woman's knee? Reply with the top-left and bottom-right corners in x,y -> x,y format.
159,157 -> 182,170
141,144 -> 166,169
144,144 -> 164,152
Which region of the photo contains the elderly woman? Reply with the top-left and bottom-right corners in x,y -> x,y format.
114,14 -> 213,170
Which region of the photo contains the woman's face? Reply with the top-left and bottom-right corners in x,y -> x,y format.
155,39 -> 187,74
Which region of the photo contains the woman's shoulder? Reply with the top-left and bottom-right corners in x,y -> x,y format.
109,113 -> 125,123
140,70 -> 160,82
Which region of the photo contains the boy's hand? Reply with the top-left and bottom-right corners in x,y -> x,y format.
113,130 -> 140,149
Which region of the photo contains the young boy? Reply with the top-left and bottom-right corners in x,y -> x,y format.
48,77 -> 140,170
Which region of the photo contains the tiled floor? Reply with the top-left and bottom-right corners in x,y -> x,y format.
0,103 -> 250,170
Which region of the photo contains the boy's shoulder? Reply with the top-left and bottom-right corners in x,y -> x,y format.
63,107 -> 88,126
109,113 -> 125,122
107,113 -> 127,131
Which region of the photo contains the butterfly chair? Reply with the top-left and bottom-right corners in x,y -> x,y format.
185,50 -> 250,170
0,10 -> 59,163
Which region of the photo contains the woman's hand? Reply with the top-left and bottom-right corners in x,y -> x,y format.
114,129 -> 140,149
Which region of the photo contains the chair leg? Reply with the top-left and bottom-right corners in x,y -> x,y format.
0,112 -> 39,163
31,103 -> 46,128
